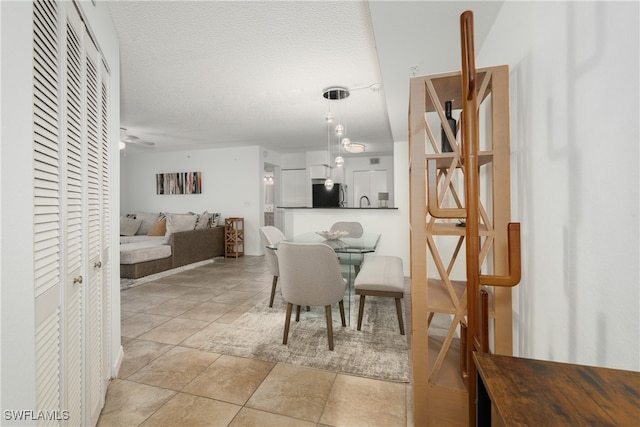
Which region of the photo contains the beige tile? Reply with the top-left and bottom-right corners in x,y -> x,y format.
121,295 -> 171,313
97,379 -> 175,427
118,339 -> 174,378
177,275 -> 226,288
140,393 -> 241,427
120,310 -> 137,321
138,317 -> 210,345
180,322 -> 231,348
144,297 -> 202,316
319,374 -> 407,427
121,291 -> 142,303
210,290 -> 258,306
229,407 -> 316,427
200,277 -> 247,289
128,346 -> 220,391
246,363 -> 336,423
179,287 -> 227,301
179,301 -> 235,322
242,291 -> 273,307
121,313 -> 172,338
214,304 -> 254,324
230,280 -> 271,293
155,271 -> 206,283
183,355 -> 275,405
134,282 -> 194,298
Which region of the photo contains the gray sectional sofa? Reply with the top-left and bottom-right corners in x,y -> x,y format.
120,211 -> 224,279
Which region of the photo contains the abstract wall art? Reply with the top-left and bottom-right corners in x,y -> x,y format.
156,171 -> 202,195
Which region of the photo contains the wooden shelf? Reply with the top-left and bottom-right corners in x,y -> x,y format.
425,152 -> 493,169
224,217 -> 244,258
427,278 -> 466,314
421,69 -> 493,113
409,64 -> 513,425
426,222 -> 493,236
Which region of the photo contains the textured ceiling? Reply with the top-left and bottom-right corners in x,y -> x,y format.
108,1 -> 502,155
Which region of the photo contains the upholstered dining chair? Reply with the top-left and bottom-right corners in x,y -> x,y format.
258,226 -> 286,307
277,242 -> 347,351
330,221 -> 365,275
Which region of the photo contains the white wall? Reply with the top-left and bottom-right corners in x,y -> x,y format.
121,145 -> 264,255
479,1 -> 639,371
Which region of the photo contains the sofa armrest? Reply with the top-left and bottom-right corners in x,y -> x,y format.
169,226 -> 224,268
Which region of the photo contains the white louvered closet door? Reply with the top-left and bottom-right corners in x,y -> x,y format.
99,59 -> 112,395
32,1 -> 111,426
33,0 -> 63,422
63,5 -> 85,425
84,29 -> 107,426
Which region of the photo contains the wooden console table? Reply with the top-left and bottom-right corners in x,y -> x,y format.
474,352 -> 639,426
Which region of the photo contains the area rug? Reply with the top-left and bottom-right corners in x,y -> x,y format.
201,295 -> 411,382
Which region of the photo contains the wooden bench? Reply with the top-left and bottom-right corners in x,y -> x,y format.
354,255 -> 405,335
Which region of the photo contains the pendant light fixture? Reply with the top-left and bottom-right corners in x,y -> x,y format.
323,86 -> 351,172
324,114 -> 334,190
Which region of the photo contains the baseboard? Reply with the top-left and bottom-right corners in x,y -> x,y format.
112,344 -> 124,379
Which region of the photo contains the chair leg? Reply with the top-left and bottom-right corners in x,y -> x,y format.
395,298 -> 405,335
325,305 -> 334,351
269,276 -> 278,307
283,303 -> 293,345
339,300 -> 346,327
357,295 -> 366,331
295,305 -> 301,322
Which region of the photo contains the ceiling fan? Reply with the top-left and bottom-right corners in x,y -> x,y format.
119,127 -> 156,149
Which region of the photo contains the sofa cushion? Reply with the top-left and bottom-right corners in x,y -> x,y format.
211,212 -> 221,227
136,211 -> 160,235
120,235 -> 166,245
120,217 -> 142,236
164,213 -> 198,242
147,217 -> 167,236
120,241 -> 172,264
195,211 -> 210,229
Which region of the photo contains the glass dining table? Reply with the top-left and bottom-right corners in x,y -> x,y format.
267,231 -> 381,324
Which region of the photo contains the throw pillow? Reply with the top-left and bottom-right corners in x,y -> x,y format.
147,217 -> 166,236
211,212 -> 221,227
120,217 -> 142,236
164,213 -> 198,242
195,210 -> 210,230
136,211 -> 160,235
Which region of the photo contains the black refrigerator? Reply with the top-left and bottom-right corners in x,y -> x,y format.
312,183 -> 341,208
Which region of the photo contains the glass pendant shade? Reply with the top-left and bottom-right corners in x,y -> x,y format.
335,124 -> 344,137
341,137 -> 350,146
335,156 -> 344,167
325,112 -> 334,123
324,178 -> 334,190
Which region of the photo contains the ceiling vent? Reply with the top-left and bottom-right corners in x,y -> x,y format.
370,158 -> 380,165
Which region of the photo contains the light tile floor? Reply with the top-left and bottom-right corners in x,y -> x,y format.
99,256 -> 413,427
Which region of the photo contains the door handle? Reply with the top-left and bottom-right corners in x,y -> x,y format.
73,276 -> 83,285
94,261 -> 102,269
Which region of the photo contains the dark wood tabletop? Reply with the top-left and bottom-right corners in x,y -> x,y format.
474,352 -> 640,426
